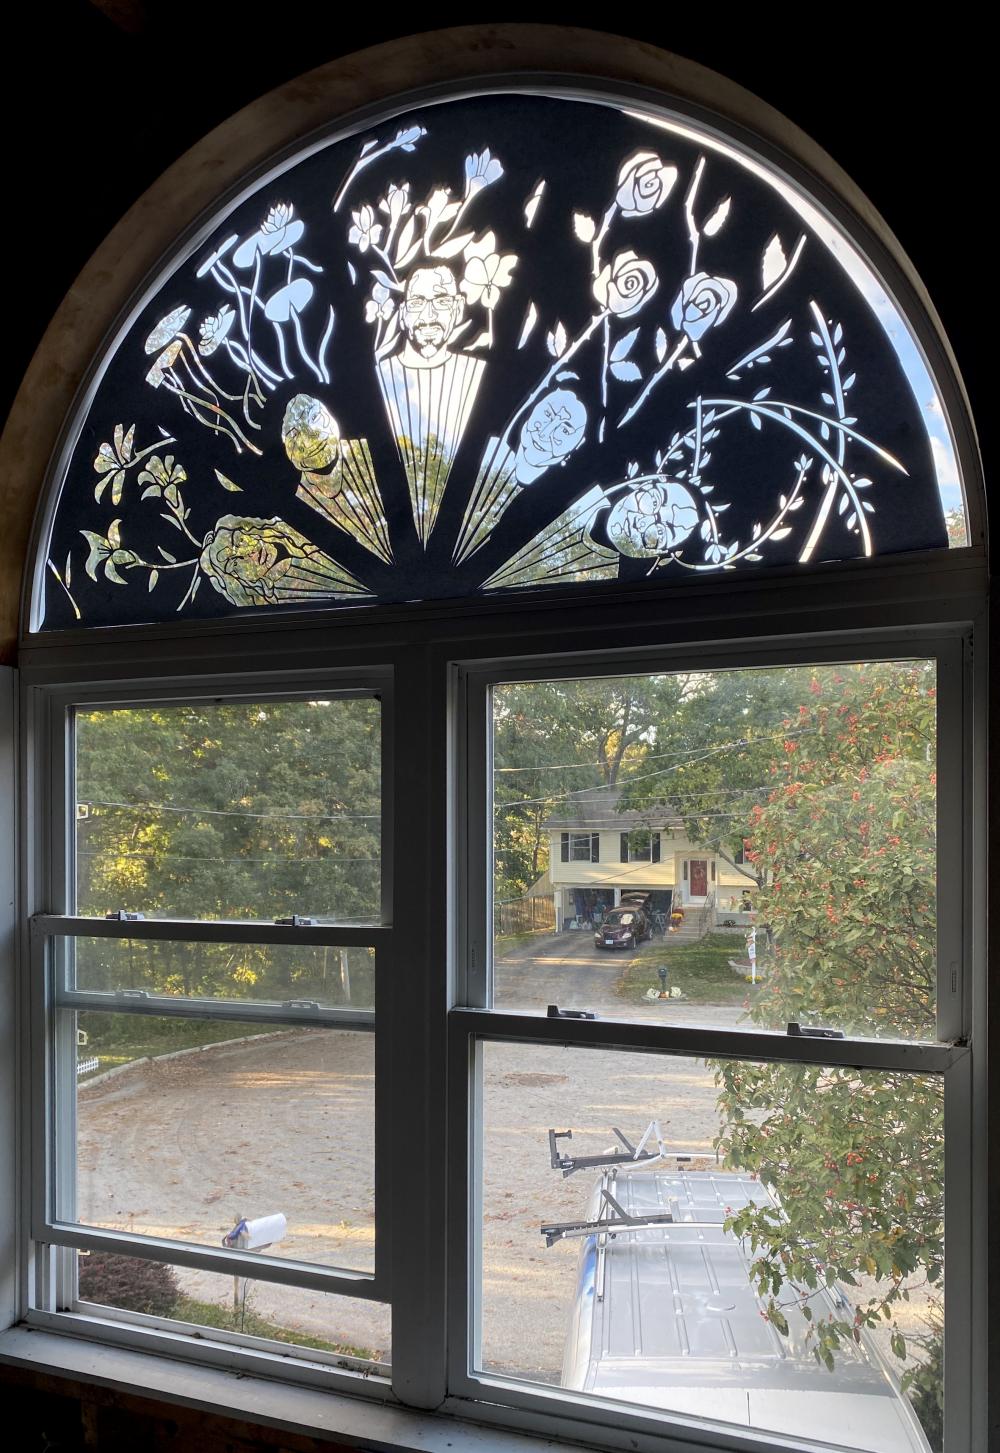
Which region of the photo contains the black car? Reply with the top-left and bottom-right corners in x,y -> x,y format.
594,906 -> 650,950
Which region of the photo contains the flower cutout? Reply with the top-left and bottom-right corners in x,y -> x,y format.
379,183 -> 411,226
460,233 -> 517,310
348,204 -> 384,253
144,306 -> 191,356
464,149 -> 504,197
233,202 -> 305,267
593,250 -> 658,318
607,478 -> 700,556
615,151 -> 679,217
198,305 -> 236,356
670,272 -> 738,342
417,188 -> 461,236
364,280 -> 395,324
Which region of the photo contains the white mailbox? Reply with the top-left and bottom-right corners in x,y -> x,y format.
223,1212 -> 287,1251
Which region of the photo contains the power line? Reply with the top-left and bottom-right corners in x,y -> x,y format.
79,799 -> 380,823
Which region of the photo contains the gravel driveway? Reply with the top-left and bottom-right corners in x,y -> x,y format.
76,932 -> 746,1373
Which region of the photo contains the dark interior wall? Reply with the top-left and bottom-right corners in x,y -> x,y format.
0,7 -> 986,1448
3,4 -> 986,468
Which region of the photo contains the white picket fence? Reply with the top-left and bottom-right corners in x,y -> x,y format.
77,1056 -> 99,1077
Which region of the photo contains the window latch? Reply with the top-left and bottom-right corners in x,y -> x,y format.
547,1004 -> 596,1020
116,989 -> 150,1000
786,1021 -> 845,1039
105,910 -> 145,921
274,915 -> 317,927
281,999 -> 321,1010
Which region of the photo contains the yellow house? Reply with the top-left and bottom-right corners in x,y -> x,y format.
545,785 -> 757,929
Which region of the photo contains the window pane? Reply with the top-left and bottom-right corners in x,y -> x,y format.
64,936 -> 375,1011
491,662 -> 939,1040
75,697 -> 381,922
63,1014 -> 376,1275
75,1251 -> 389,1368
478,1041 -> 942,1452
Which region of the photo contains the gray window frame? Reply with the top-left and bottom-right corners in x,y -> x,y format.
14,550 -> 988,1453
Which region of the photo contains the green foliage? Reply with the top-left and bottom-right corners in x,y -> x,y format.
493,675 -> 685,897
709,662 -> 942,1412
78,1253 -> 180,1317
74,698 -> 380,1004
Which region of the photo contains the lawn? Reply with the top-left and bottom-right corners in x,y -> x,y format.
617,932 -> 754,1005
174,1294 -> 380,1362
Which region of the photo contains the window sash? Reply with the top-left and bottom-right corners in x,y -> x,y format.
446,1014 -> 972,1453
467,633 -> 966,1044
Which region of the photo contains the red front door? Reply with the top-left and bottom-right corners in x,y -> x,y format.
690,860 -> 708,897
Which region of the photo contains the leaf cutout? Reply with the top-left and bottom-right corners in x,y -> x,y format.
702,197 -> 731,236
113,423 -> 124,459
654,328 -> 668,364
762,234 -> 787,291
347,261 -> 357,285
107,519 -> 121,549
610,360 -> 642,383
395,215 -> 417,263
517,303 -> 538,349
214,470 -> 243,492
157,547 -> 177,563
610,327 -> 640,364
433,231 -> 475,260
148,570 -> 159,592
770,527 -> 792,541
552,321 -> 567,357
110,471 -> 125,507
573,212 -> 597,244
121,424 -> 135,461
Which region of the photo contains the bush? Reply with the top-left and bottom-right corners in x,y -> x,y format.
77,1252 -> 180,1317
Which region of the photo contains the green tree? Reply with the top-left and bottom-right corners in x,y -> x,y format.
74,698 -> 381,1004
710,662 -> 942,1427
492,675 -> 685,900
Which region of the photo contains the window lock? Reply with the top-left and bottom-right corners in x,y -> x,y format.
104,910 -> 145,921
786,1021 -> 845,1039
274,915 -> 317,927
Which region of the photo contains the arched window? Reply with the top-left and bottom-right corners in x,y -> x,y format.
3,27 -> 986,1453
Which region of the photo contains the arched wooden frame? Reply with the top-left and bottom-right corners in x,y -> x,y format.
1,24 -> 984,660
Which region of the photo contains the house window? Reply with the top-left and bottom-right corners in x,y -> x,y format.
13,40 -> 984,1453
621,829 -> 660,862
562,831 -> 600,863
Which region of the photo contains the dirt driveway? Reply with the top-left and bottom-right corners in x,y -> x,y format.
76,934 -> 746,1373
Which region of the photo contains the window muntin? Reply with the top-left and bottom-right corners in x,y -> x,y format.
36,90 -> 966,634
74,697 -> 382,925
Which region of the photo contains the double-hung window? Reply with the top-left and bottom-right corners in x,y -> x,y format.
28,680 -> 394,1382
11,39 -> 986,1453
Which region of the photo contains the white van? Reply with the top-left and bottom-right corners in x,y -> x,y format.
557,1167 -> 931,1453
